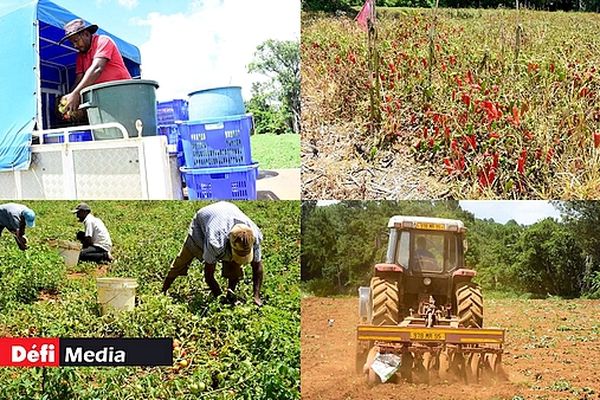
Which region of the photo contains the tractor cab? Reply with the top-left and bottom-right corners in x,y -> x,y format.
387,216 -> 466,274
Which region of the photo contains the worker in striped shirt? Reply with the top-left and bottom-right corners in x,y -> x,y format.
161,201 -> 264,306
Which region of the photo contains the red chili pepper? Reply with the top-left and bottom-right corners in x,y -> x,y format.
451,139 -> 459,153
464,135 -> 477,150
546,148 -> 554,162
477,166 -> 495,188
461,93 -> 471,107
527,63 -> 539,73
466,70 -> 474,85
517,149 -> 527,174
443,157 -> 453,174
492,153 -> 499,169
444,125 -> 451,139
455,155 -> 465,171
512,105 -> 521,126
594,132 -> 600,148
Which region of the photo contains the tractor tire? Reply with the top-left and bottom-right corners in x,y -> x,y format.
456,282 -> 483,328
370,276 -> 401,326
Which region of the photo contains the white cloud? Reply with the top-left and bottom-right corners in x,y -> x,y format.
118,0 -> 138,9
135,0 -> 300,102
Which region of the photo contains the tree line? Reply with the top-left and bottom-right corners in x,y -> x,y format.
301,201 -> 600,298
302,0 -> 600,12
245,40 -> 300,135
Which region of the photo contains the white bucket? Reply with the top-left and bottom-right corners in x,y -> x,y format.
49,240 -> 82,267
96,277 -> 138,315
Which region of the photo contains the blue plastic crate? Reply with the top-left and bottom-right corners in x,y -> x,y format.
70,130 -> 93,142
157,99 -> 188,125
181,163 -> 258,200
179,114 -> 253,168
176,138 -> 186,167
158,124 -> 180,145
43,130 -> 93,144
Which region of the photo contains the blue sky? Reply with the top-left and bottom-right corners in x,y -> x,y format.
316,201 -> 561,225
459,201 -> 561,225
52,0 -> 300,100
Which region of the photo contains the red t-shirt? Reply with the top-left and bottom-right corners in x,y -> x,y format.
76,34 -> 131,84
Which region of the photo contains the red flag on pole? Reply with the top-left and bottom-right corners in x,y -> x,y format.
355,0 -> 374,32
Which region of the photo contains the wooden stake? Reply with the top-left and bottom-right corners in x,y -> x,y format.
367,0 -> 381,135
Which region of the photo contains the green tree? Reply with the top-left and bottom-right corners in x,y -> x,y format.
248,39 -> 300,134
512,218 -> 585,297
556,201 -> 600,296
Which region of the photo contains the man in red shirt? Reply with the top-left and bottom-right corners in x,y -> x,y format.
59,19 -> 131,113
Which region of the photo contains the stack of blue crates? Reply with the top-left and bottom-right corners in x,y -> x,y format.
178,114 -> 258,200
156,99 -> 189,167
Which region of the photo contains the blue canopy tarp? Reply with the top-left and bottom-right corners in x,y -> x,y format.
0,0 -> 141,171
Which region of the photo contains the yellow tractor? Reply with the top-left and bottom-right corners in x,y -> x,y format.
356,216 -> 506,384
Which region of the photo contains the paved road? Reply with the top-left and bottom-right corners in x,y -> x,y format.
257,168 -> 300,200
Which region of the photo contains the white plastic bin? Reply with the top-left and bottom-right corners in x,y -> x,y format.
96,277 -> 138,315
49,239 -> 81,267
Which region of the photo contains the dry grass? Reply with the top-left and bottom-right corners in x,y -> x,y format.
302,9 -> 600,199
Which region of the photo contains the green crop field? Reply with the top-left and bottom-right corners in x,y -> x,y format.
251,134 -> 301,169
0,201 -> 300,400
302,9 -> 600,199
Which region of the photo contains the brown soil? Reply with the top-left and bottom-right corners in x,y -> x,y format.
66,263 -> 109,279
301,296 -> 600,400
38,289 -> 59,302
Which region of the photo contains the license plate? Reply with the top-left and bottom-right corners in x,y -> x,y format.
415,222 -> 445,231
409,330 -> 445,341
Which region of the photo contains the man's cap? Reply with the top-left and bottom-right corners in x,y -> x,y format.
23,209 -> 35,228
58,19 -> 98,45
71,202 -> 91,213
229,224 -> 255,265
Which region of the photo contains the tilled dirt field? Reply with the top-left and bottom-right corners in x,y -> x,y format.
301,296 -> 600,400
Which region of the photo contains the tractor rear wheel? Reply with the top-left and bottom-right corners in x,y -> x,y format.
370,276 -> 401,326
456,282 -> 483,328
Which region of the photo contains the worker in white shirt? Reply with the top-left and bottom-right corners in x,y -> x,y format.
72,203 -> 113,263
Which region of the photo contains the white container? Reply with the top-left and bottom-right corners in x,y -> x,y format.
49,240 -> 81,267
358,286 -> 372,323
96,277 -> 138,315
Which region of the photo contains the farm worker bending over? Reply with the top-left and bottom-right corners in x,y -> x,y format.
58,19 -> 131,114
72,203 -> 113,264
0,203 -> 35,251
161,201 -> 264,306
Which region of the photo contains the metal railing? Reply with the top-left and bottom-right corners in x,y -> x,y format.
34,122 -> 132,144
